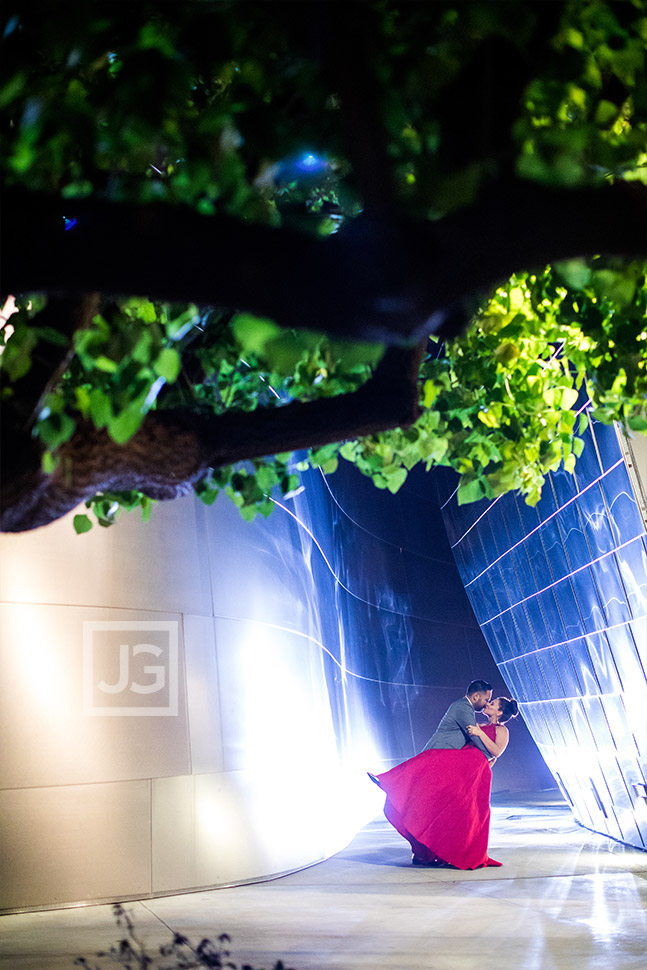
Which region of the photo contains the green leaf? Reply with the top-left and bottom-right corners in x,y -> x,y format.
61,180 -> 93,198
309,443 -> 341,468
477,406 -> 501,428
339,441 -> 358,462
564,452 -> 577,473
594,100 -> 618,126
74,386 -> 92,417
196,486 -> 219,505
320,457 -> 339,475
555,259 -> 591,290
34,327 -> 70,347
41,451 -> 60,474
89,389 -> 113,428
108,407 -> 146,444
37,411 -> 76,449
456,478 -> 486,505
239,504 -> 259,522
593,270 -> 636,306
385,467 -> 407,493
0,70 -> 27,109
231,313 -> 281,355
0,325 -> 37,381
154,347 -> 181,382
73,514 -> 93,534
126,298 -> 158,324
326,339 -> 385,371
256,464 -> 280,492
93,355 -> 118,374
132,331 -> 153,364
165,305 -> 199,340
560,387 -> 579,411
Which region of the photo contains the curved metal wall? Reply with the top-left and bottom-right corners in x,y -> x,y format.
310,462 -> 554,795
440,421 -> 647,849
0,483 -> 380,912
0,452 -> 553,912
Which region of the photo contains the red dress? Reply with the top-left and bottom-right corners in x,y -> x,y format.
375,725 -> 501,869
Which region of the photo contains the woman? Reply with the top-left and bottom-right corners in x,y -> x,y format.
371,696 -> 519,870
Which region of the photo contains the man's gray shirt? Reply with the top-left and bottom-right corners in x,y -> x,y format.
422,696 -> 491,759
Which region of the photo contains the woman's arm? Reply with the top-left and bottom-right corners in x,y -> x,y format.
466,724 -> 509,757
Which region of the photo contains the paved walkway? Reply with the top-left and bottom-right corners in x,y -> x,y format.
1,791 -> 646,970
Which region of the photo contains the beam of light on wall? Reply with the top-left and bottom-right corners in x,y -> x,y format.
5,608 -> 68,712
632,795 -> 647,825
540,736 -> 643,844
622,672 -> 647,753
234,629 -> 383,856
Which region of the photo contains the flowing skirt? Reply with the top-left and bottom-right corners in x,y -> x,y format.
375,746 -> 501,869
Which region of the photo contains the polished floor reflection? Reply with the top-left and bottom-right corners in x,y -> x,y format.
1,791 -> 645,970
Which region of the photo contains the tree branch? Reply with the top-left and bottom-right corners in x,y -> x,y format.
0,342 -> 425,532
3,181 -> 646,346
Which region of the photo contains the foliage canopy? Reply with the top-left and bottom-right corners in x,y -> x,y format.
1,0 -> 646,532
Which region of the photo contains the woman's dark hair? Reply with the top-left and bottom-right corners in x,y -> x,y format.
497,697 -> 519,723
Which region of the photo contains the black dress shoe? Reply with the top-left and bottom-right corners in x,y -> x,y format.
412,855 -> 446,867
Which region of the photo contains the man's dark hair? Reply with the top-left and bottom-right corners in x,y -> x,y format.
467,680 -> 492,695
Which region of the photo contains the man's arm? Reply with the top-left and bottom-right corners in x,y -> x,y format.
468,723 -> 509,759
455,699 -> 492,759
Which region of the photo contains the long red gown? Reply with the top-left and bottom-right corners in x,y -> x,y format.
375,725 -> 502,869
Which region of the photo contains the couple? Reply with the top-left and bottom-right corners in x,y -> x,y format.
369,680 -> 519,870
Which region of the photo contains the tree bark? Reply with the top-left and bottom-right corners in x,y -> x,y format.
3,181 -> 646,345
2,179 -> 646,531
0,342 -> 424,532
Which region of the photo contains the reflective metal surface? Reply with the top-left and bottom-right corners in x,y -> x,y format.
1,455 -> 552,910
441,420 -> 647,848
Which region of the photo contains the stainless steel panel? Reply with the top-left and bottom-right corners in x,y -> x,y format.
0,781 -> 151,911
441,415 -> 647,848
0,495 -> 212,616
184,614 -> 225,775
0,603 -> 189,790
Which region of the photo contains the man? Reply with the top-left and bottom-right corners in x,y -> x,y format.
423,680 -> 494,762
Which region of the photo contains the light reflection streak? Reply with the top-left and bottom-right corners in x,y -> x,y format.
440,484 -> 459,509
449,494 -> 504,547
497,618 -> 643,665
213,612 -> 425,689
525,692 -> 623,705
271,497 -> 455,628
462,459 -> 625,584
318,470 -> 450,564
482,533 -> 645,626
